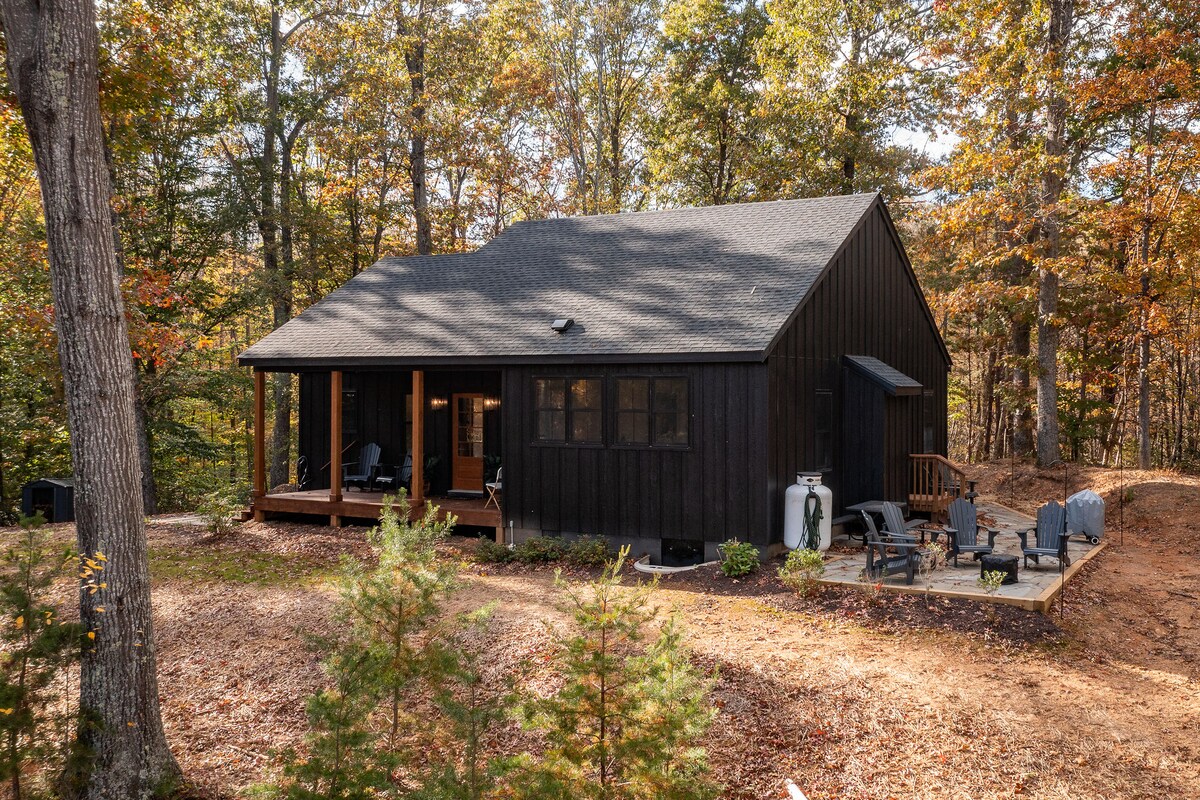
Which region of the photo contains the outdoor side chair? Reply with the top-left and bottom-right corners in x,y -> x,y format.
860,509 -> 907,544
373,453 -> 412,495
485,466 -> 503,510
944,497 -> 998,566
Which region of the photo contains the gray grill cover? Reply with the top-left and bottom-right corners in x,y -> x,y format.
1066,489 -> 1105,538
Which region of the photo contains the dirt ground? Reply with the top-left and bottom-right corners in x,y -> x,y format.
7,462 -> 1200,799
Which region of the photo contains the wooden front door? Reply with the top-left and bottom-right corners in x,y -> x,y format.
452,393 -> 485,491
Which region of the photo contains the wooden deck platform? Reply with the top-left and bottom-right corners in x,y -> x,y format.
252,489 -> 503,534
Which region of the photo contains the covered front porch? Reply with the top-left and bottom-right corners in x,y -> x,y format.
250,367 -> 504,536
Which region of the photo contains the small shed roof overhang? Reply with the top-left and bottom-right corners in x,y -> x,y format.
844,355 -> 922,396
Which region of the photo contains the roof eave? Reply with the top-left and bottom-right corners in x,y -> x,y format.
237,349 -> 770,371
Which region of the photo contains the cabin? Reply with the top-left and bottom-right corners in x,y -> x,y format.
238,193 -> 951,562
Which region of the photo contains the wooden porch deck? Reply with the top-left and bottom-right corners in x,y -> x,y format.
253,489 -> 503,534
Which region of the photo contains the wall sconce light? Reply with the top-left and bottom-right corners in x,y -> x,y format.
483,396 -> 501,410
429,397 -> 448,410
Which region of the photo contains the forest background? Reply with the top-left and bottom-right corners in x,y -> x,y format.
1,0 -> 1197,518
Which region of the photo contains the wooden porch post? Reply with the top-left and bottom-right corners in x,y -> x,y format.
412,369 -> 425,508
330,370 -> 343,525
253,370 -> 266,521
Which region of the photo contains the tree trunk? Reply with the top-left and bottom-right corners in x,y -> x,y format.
134,373 -> 158,516
403,19 -> 432,255
0,399 -> 7,516
1035,267 -> 1061,466
1073,334 -> 1087,462
1010,317 -> 1034,457
1033,0 -> 1073,468
1138,317 -> 1152,468
980,348 -> 997,461
262,6 -> 293,488
1136,104 -> 1157,470
0,0 -> 180,795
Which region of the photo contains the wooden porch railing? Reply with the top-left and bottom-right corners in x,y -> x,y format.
909,454 -> 967,520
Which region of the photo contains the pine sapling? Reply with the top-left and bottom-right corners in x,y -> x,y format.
344,492 -> 457,748
415,607 -> 513,800
0,514 -> 84,800
283,646 -> 394,800
516,547 -> 717,800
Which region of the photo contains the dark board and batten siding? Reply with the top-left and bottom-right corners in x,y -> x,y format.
502,362 -> 769,558
765,203 -> 949,533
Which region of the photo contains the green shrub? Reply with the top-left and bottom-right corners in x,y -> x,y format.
778,548 -> 825,595
564,535 -> 614,567
197,489 -> 242,537
717,538 -> 759,577
978,570 -> 1006,595
978,569 -> 1006,622
513,536 -> 566,564
475,537 -> 514,564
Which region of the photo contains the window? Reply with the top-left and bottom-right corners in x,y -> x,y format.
923,390 -> 935,453
535,379 -> 566,441
570,378 -> 603,443
814,390 -> 833,471
616,378 -> 649,444
616,377 -> 689,447
341,389 -> 359,445
534,377 -> 602,444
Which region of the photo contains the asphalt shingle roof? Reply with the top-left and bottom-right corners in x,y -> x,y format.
238,193 -> 881,367
844,355 -> 923,396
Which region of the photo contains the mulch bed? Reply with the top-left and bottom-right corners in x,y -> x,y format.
444,533 -> 1065,648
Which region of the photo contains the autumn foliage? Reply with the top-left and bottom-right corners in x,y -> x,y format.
1,0 -> 1199,523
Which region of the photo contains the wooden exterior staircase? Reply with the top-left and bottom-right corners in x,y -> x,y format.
909,454 -> 968,521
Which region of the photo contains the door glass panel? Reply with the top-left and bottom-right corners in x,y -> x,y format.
458,397 -> 484,457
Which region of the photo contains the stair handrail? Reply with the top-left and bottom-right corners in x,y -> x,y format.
908,453 -> 967,513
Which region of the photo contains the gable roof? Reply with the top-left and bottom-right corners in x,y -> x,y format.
239,193 -> 921,368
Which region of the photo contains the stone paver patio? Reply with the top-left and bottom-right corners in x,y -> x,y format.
819,500 -> 1105,612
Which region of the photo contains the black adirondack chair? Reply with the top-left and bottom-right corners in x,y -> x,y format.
373,453 -> 412,495
860,510 -> 910,545
862,522 -> 923,585
944,497 -> 998,566
881,501 -> 924,544
343,442 -> 382,491
1019,501 -> 1071,568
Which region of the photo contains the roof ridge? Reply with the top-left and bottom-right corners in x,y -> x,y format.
501,191 -> 878,226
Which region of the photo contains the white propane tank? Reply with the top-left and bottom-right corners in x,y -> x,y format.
783,472 -> 833,551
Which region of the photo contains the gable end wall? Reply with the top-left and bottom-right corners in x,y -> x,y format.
765,204 -> 949,539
